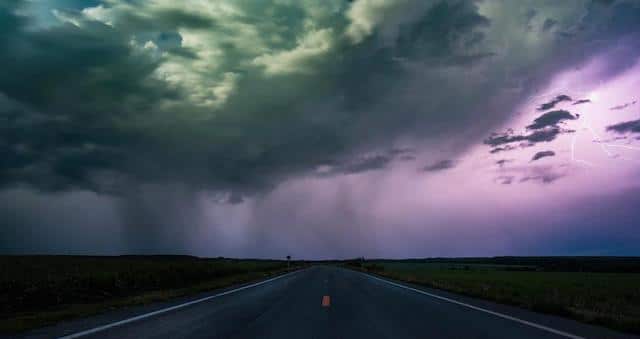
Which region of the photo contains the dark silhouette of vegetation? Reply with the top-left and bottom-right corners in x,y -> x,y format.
346,257 -> 640,334
1,255 -> 301,333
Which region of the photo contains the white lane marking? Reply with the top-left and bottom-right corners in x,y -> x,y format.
58,270 -> 303,339
362,273 -> 585,339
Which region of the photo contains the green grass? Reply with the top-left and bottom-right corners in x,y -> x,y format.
356,261 -> 640,334
0,255 -> 298,333
5,255 -> 639,334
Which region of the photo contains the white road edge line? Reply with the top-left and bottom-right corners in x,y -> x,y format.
58,269 -> 302,339
363,272 -> 585,339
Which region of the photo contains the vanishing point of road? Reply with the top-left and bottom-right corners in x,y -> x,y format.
15,266 -> 637,339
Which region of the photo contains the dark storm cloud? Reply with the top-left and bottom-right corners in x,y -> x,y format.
340,154 -> 392,174
0,11 -> 172,110
393,1 -> 490,65
422,159 -> 456,172
495,165 -> 567,186
2,0 -> 638,196
607,119 -> 640,133
0,1 -> 183,193
398,155 -> 416,161
537,95 -> 572,111
610,100 -> 636,110
227,191 -> 244,205
389,148 -> 416,161
593,0 -> 617,6
489,145 -> 517,154
527,110 -> 577,130
0,0 -> 508,252
389,147 -> 414,156
573,99 -> 591,105
485,127 -> 565,148
485,108 -> 578,154
531,150 -> 555,161
542,19 -> 557,32
4,0 -> 640,256
0,0 -> 499,195
0,96 -> 140,192
317,148 -> 418,176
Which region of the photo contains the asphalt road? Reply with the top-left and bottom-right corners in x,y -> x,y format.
15,266 -> 637,339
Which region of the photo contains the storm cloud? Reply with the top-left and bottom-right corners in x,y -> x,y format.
531,150 -> 556,161
422,159 -> 457,172
607,119 -> 640,133
527,110 -> 577,130
537,95 -> 572,111
0,0 -> 505,194
610,100 -> 637,110
3,0 -> 640,256
2,0 -> 636,196
484,108 -> 578,155
484,127 -> 566,148
573,99 -> 591,105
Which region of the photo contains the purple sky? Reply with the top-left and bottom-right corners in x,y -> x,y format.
1,0 -> 640,258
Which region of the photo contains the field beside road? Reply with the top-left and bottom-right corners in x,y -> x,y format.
4,255 -> 639,336
0,255 -> 297,333
348,257 -> 640,334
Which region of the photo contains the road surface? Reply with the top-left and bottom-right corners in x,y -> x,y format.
15,266 -> 636,339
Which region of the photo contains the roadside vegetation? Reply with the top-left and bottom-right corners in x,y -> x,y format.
346,257 -> 640,334
0,255 -> 299,333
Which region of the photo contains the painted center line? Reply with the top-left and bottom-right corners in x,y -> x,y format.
322,295 -> 331,307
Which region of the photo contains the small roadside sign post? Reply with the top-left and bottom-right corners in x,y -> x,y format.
286,255 -> 291,268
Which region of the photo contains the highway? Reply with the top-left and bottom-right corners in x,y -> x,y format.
16,266 -> 636,339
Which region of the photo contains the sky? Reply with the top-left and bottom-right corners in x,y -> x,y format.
1,0 -> 640,259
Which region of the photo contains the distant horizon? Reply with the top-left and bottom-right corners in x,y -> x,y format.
4,253 -> 640,261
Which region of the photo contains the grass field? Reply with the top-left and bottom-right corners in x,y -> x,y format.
0,255 -> 298,333
4,255 -> 639,334
349,258 -> 640,334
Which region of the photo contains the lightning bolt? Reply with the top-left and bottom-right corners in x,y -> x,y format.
570,101 -> 640,166
524,88 -> 640,167
571,131 -> 595,167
